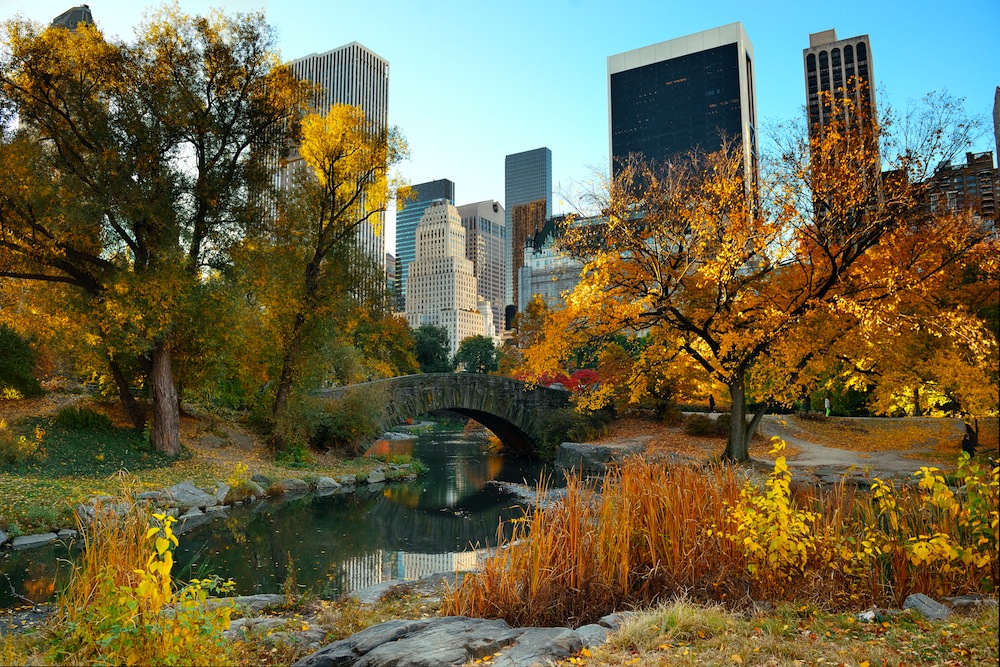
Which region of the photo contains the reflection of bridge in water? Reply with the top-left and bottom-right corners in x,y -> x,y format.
319,373 -> 570,457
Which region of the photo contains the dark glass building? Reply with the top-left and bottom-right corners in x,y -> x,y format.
504,148 -> 551,312
608,23 -> 757,180
51,5 -> 94,30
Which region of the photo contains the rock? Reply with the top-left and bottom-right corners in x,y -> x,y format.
366,469 -> 387,484
903,593 -> 952,621
274,478 -> 310,494
337,475 -> 358,486
573,623 -> 610,647
164,481 -> 217,511
350,579 -> 407,605
315,476 -> 342,491
10,533 -> 59,550
942,595 -> 999,611
292,617 -> 521,667
205,505 -> 227,513
555,441 -> 648,475
135,490 -> 165,502
491,627 -> 583,667
205,594 -> 285,614
0,528 -> 8,548
225,616 -> 290,639
56,529 -> 77,540
180,507 -> 204,520
251,473 -> 272,488
214,483 -> 231,505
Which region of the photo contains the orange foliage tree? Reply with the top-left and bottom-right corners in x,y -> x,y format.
523,91 -> 995,461
0,8 -> 303,454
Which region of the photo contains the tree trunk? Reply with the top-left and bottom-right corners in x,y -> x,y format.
723,375 -> 751,462
912,387 -> 922,416
107,354 -> 146,429
150,340 -> 181,457
272,313 -> 307,422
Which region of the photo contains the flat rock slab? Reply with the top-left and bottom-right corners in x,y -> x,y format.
903,593 -> 951,621
0,528 -> 8,548
292,616 -> 592,667
555,440 -> 648,475
10,533 -> 59,550
164,481 -> 217,511
275,478 -> 310,494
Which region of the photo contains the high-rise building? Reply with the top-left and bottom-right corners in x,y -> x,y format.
803,29 -> 876,141
51,4 -> 94,29
517,216 -> 584,313
286,42 -> 390,295
404,202 -> 487,356
457,200 -> 506,338
993,87 -> 999,169
607,23 -> 758,179
504,148 -> 551,320
926,152 -> 997,225
394,179 -> 456,312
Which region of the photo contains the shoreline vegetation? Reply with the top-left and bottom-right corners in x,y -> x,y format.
2,395 -> 997,665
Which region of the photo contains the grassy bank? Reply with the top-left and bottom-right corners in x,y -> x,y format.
0,400 -> 382,536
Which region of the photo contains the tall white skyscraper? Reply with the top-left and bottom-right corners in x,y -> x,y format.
457,200 -> 506,338
287,42 -> 390,289
404,202 -> 487,356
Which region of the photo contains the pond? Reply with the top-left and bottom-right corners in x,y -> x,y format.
0,427 -> 556,609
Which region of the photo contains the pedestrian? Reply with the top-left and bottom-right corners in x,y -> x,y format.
824,395 -> 831,417
708,394 -> 716,413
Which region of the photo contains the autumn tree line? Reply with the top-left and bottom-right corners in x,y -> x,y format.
516,91 -> 998,460
0,6 -> 427,455
1,5 -> 996,464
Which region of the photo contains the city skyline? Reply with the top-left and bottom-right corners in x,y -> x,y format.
6,0 -> 998,252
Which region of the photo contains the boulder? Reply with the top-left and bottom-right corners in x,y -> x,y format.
10,533 -> 59,550
292,617 -> 520,667
0,527 -> 8,548
366,469 -> 387,484
555,440 -> 648,475
251,473 -> 273,488
164,481 -> 217,511
315,476 -> 342,491
274,478 -> 310,494
942,595 -> 999,611
205,593 -> 285,615
56,528 -> 78,540
491,627 -> 583,667
214,483 -> 231,505
903,593 -> 952,621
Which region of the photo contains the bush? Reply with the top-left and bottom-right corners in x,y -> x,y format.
0,419 -> 46,465
313,385 -> 389,457
0,325 -> 43,397
51,491 -> 234,665
533,408 -> 612,461
55,405 -> 113,431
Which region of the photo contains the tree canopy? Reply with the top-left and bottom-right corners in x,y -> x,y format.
455,335 -> 499,374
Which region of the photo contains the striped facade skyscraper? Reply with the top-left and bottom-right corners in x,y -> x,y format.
286,42 -> 390,297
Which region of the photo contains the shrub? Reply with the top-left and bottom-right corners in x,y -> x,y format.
51,491 -> 235,665
55,405 -> 113,431
314,385 -> 389,457
225,463 -> 260,503
0,419 -> 46,465
0,325 -> 43,397
533,408 -> 611,461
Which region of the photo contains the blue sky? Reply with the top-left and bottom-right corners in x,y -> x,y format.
4,0 -> 999,250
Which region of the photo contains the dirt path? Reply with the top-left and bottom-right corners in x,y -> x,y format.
757,414 -> 967,482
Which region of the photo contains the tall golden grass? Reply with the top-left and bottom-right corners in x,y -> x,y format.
444,454 -> 998,628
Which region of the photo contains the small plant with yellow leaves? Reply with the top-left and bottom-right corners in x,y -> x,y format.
51,498 -> 235,665
0,418 -> 45,465
714,437 -> 826,596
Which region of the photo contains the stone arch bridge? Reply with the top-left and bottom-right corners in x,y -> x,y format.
315,373 -> 571,457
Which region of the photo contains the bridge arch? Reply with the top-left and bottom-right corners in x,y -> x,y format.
317,373 -> 571,457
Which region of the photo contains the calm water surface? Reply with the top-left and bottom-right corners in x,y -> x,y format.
0,430 -> 553,608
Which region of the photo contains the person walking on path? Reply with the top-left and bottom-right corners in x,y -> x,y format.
824,396 -> 831,417
709,395 -> 716,413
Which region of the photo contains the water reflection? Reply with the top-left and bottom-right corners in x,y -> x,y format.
0,429 -> 550,607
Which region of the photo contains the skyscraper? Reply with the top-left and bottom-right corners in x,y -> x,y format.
287,42 -> 390,293
394,179 -> 456,312
504,148 -> 551,320
457,200 -> 506,338
608,23 -> 758,179
993,87 -> 999,169
51,4 -> 94,29
404,201 -> 487,356
803,29 -> 876,141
